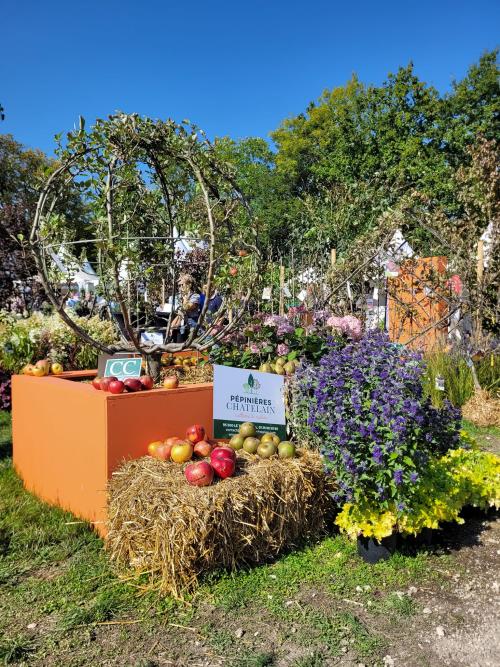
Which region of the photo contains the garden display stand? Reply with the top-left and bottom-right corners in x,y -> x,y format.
12,372 -> 213,537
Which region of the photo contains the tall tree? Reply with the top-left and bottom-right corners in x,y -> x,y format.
270,51 -> 499,258
0,134 -> 88,312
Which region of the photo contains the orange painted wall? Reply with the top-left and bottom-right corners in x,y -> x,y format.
12,374 -> 213,536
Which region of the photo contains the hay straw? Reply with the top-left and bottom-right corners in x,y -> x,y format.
106,450 -> 331,597
462,389 -> 500,428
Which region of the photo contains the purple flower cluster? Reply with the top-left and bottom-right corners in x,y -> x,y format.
263,315 -> 295,336
0,371 -> 11,411
296,330 -> 461,508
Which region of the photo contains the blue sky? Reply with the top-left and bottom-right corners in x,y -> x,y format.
1,0 -> 499,155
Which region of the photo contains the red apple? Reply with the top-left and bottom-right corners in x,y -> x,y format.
109,379 -> 125,394
238,249 -> 248,257
210,446 -> 236,463
92,377 -> 102,390
154,443 -> 172,461
99,376 -> 118,391
229,266 -> 238,276
193,440 -> 212,458
124,377 -> 142,392
185,461 -> 214,487
211,456 -> 236,479
140,375 -> 154,390
147,441 -> 164,457
165,436 -> 182,448
186,424 -> 206,444
163,375 -> 179,389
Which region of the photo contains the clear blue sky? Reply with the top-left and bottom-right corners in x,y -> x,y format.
1,0 -> 499,155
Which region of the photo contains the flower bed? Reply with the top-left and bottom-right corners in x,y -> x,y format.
106,449 -> 331,597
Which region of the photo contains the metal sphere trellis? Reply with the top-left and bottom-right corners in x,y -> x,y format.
30,114 -> 261,378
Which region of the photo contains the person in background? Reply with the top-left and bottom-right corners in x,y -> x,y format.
201,283 -> 222,322
65,290 -> 80,310
171,274 -> 201,330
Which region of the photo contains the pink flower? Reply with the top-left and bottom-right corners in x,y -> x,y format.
277,343 -> 289,357
342,315 -> 363,341
327,315 -> 363,340
249,343 -> 260,354
327,316 -> 344,332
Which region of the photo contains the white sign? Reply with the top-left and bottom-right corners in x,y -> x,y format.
297,289 -> 307,302
213,364 -> 286,439
262,286 -> 272,300
435,375 -> 445,391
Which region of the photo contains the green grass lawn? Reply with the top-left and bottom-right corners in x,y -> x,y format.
0,409 -> 498,666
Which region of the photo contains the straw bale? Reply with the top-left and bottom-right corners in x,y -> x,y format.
462,389 -> 500,428
106,449 -> 332,597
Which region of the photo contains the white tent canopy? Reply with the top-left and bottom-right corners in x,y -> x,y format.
50,248 -> 99,289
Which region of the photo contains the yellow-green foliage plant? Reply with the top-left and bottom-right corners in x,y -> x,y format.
0,311 -> 118,373
336,442 -> 500,541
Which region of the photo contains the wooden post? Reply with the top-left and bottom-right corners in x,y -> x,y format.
279,264 -> 285,316
330,248 -> 336,267
477,239 -> 484,283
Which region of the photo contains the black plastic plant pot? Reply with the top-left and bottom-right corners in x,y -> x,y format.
357,534 -> 397,564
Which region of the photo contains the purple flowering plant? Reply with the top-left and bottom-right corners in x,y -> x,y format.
0,371 -> 11,411
295,330 -> 461,511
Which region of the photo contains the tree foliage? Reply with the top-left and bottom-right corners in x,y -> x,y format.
30,114 -> 260,375
0,135 -> 88,312
268,50 -> 499,255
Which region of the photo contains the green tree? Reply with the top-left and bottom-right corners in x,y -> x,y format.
0,134 -> 88,311
442,50 -> 500,168
270,51 -> 499,258
213,136 -> 299,256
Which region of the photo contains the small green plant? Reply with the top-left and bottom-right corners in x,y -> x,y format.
0,635 -> 35,664
476,353 -> 500,397
422,351 -> 475,407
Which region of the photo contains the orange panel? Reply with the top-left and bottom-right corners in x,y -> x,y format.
12,374 -> 108,532
12,374 -> 214,537
388,256 -> 448,350
105,384 -> 213,476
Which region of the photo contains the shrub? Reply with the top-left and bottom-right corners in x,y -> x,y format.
0,311 -> 118,374
209,308 -> 337,368
336,446 -> 500,540
294,330 -> 461,512
422,351 -> 475,407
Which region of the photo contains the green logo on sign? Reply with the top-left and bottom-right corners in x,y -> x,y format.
243,373 -> 261,394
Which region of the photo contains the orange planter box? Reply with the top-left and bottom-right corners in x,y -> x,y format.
12,373 -> 213,537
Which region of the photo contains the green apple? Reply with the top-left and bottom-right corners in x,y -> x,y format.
239,422 -> 256,437
243,437 -> 260,454
261,432 -> 280,446
278,441 -> 296,459
229,434 -> 245,450
257,441 -> 277,458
